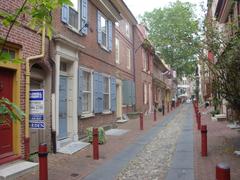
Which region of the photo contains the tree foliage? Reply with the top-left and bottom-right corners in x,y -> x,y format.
201,12 -> 240,114
140,0 -> 201,77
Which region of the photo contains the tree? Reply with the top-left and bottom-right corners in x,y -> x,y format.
0,0 -> 72,123
140,0 -> 201,77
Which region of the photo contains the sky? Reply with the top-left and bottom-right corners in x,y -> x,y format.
123,0 -> 207,20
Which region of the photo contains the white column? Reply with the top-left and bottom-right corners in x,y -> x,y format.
55,54 -> 60,139
72,60 -> 79,141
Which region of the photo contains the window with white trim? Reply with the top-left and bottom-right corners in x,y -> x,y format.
82,71 -> 92,113
144,83 -> 148,104
126,22 -> 130,38
68,0 -> 79,29
100,15 -> 108,49
143,49 -> 148,71
103,76 -> 110,111
127,48 -> 131,69
115,38 -> 120,64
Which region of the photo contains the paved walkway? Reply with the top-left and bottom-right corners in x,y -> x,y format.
19,106 -> 179,180
86,105 -> 194,180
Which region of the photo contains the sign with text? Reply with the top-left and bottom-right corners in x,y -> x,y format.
29,89 -> 45,129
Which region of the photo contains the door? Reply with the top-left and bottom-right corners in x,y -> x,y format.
0,68 -> 14,158
59,75 -> 68,140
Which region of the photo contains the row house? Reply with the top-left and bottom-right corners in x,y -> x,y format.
0,0 -> 177,168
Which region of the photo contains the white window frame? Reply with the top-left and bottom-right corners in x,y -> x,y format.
99,13 -> 109,49
144,83 -> 148,105
126,22 -> 130,38
67,0 -> 81,31
103,75 -> 111,112
127,48 -> 131,69
143,49 -> 148,71
81,67 -> 93,115
115,38 -> 120,64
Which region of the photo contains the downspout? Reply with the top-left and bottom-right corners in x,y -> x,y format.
132,25 -> 136,112
24,22 -> 46,160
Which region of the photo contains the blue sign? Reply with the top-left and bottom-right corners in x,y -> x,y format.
29,89 -> 45,129
29,122 -> 45,129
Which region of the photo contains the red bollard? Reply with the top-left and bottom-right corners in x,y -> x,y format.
93,128 -> 99,160
140,112 -> 143,130
198,112 -> 201,130
38,143 -> 48,180
216,162 -> 230,180
154,109 -> 157,121
201,125 -> 207,157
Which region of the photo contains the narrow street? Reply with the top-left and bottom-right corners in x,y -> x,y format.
85,105 -> 194,180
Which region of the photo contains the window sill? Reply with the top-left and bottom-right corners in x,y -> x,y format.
81,113 -> 95,119
102,111 -> 112,115
66,25 -> 84,36
99,44 -> 110,53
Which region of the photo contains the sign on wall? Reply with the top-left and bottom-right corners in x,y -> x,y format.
29,89 -> 45,129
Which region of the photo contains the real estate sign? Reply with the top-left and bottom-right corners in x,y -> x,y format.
29,89 -> 45,129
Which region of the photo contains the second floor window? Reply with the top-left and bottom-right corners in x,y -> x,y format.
126,22 -> 130,38
61,0 -> 88,35
143,50 -> 148,72
97,11 -> 113,51
127,48 -> 131,69
115,38 -> 120,64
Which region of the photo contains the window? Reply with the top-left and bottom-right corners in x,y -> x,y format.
115,38 -> 120,64
103,76 -> 110,111
101,16 -> 108,48
2,48 -> 15,59
68,0 -> 79,29
127,48 -> 131,69
144,83 -> 148,104
143,50 -> 148,71
61,0 -> 88,34
82,71 -> 92,113
97,11 -> 112,51
126,22 -> 130,38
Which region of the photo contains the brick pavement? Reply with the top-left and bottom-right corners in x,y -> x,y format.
18,108 -> 177,180
194,106 -> 240,180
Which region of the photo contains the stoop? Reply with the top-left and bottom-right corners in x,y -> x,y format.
0,160 -> 38,180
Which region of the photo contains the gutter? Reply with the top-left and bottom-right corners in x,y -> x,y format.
24,22 -> 46,160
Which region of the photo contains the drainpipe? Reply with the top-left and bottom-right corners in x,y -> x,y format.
24,22 -> 46,160
132,25 -> 136,112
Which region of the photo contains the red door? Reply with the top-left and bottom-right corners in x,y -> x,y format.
0,68 -> 14,159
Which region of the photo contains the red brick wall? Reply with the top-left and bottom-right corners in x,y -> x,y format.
0,0 -> 52,156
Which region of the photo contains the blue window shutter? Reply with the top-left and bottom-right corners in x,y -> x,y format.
78,68 -> 84,115
110,77 -> 116,111
93,72 -> 99,113
98,74 -> 104,112
131,80 -> 136,105
81,0 -> 88,35
97,11 -> 102,44
61,4 -> 69,24
108,20 -> 113,51
122,80 -> 130,105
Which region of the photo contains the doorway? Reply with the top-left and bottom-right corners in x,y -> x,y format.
0,69 -> 14,159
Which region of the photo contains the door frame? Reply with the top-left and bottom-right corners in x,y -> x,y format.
0,64 -> 21,157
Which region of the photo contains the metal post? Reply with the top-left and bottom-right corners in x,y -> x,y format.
216,162 -> 230,180
38,143 -> 48,180
201,125 -> 207,156
140,112 -> 143,130
154,109 -> 157,121
93,128 -> 99,160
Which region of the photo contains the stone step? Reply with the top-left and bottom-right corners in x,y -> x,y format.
0,160 -> 38,180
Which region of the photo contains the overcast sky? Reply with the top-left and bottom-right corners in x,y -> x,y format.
123,0 -> 206,20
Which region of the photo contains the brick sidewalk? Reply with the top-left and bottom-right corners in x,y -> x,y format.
194,106 -> 240,180
19,108 -> 177,180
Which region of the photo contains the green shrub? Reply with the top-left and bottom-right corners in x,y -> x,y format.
86,127 -> 106,144
210,109 -> 220,117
